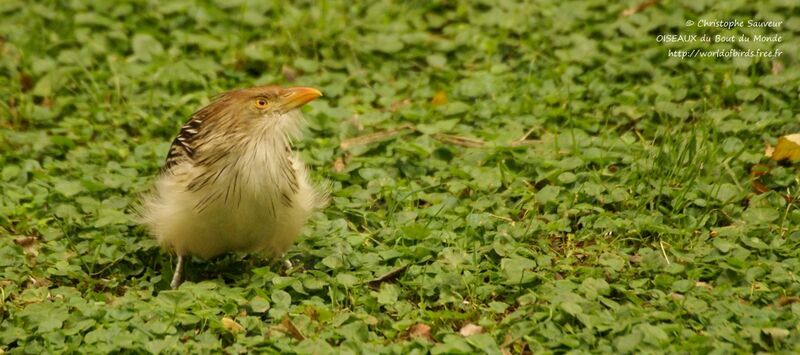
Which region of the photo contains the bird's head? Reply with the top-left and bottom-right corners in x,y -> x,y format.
198,85 -> 322,142
228,85 -> 322,119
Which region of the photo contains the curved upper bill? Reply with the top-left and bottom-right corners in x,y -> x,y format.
281,87 -> 323,111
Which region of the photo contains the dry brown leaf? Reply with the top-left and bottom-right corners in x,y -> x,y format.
280,315 -> 306,341
772,61 -> 784,75
770,134 -> 800,161
332,156 -> 346,173
750,164 -> 771,178
694,281 -> 713,290
621,0 -> 659,17
348,114 -> 364,131
509,139 -> 542,147
408,323 -> 432,341
13,236 -> 36,248
459,323 -> 483,336
389,99 -> 411,112
751,180 -> 770,194
431,90 -> 448,106
25,276 -> 52,289
20,72 -> 33,92
500,334 -> 517,355
41,97 -> 54,108
510,126 -> 541,147
14,236 -> 38,257
764,142 -> 775,158
221,317 -> 244,333
432,133 -> 485,148
339,124 -> 415,150
367,264 -> 409,289
364,315 -> 379,326
749,163 -> 772,194
282,65 -> 297,82
777,296 -> 799,306
778,296 -> 800,306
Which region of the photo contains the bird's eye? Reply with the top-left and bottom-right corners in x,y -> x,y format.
255,98 -> 269,108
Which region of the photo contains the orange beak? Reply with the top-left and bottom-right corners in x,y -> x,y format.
280,87 -> 323,111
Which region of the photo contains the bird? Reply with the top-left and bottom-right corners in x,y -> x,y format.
138,85 -> 327,289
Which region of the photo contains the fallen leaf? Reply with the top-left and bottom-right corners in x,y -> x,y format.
304,306 -> 318,321
431,90 -> 448,106
20,71 -> 33,92
770,134 -> 800,161
221,317 -> 244,333
510,126 -> 540,147
621,0 -> 659,17
408,323 -> 432,341
348,114 -> 364,131
25,276 -> 52,288
749,164 -> 772,194
332,156 -> 346,173
749,164 -> 771,177
389,99 -> 411,112
367,263 -> 409,289
280,315 -> 305,341
339,124 -> 415,150
14,236 -> 38,257
771,61 -> 784,75
282,65 -> 297,82
778,296 -> 800,306
762,327 -> 790,339
431,133 -> 485,148
694,281 -> 713,290
14,236 -> 37,248
752,180 -> 770,194
764,143 -> 774,158
459,323 -> 483,336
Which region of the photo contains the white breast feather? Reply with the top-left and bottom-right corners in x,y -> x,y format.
139,111 -> 324,259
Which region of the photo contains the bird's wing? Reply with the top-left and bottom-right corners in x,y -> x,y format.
162,112 -> 205,172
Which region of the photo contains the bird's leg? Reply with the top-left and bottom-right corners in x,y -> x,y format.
170,255 -> 185,289
278,252 -> 294,270
269,254 -> 293,272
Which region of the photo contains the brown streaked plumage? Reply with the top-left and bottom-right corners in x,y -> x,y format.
138,85 -> 327,289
